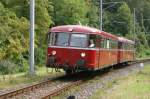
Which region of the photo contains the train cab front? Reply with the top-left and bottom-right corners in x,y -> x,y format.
46,29 -> 98,72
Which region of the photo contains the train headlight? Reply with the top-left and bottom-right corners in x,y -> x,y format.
81,52 -> 86,58
52,50 -> 56,55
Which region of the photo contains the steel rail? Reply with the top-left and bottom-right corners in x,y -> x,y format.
135,58 -> 150,64
41,80 -> 82,99
0,74 -> 65,99
0,80 -> 53,99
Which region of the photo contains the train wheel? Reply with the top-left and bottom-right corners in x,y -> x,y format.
64,69 -> 72,74
123,62 -> 128,66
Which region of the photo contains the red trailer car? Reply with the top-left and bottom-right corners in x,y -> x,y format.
46,25 -> 135,73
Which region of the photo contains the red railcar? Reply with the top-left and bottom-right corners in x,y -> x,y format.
46,25 -> 135,73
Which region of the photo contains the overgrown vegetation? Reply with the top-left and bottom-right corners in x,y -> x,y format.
0,0 -> 150,74
0,67 -> 61,89
90,64 -> 150,99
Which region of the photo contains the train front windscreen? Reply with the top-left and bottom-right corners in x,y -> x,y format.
48,33 -> 88,48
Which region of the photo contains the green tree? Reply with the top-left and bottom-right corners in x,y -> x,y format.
116,3 -> 132,36
0,0 -> 29,18
0,2 -> 29,69
34,0 -> 53,65
86,0 -> 99,28
51,0 -> 88,25
104,2 -> 132,36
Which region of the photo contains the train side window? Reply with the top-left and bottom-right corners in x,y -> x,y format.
128,44 -> 130,50
130,44 -> 133,50
104,39 -> 107,48
132,44 -> 134,50
89,35 -> 96,48
122,43 -> 123,50
52,33 -> 57,46
89,35 -> 103,48
48,33 -> 57,46
115,41 -> 118,49
111,40 -> 118,49
96,35 -> 101,48
100,38 -> 104,48
124,43 -> 126,50
110,40 -> 112,49
129,44 -> 130,50
116,41 -> 118,49
122,43 -> 125,50
127,44 -> 129,50
125,44 -> 127,50
106,39 -> 110,49
128,44 -> 129,50
100,38 -> 106,48
130,44 -> 132,50
120,42 -> 123,49
47,33 -> 50,45
56,33 -> 70,46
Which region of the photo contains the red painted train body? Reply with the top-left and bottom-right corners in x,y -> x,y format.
46,25 -> 135,73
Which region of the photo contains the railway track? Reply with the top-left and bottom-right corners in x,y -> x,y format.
41,80 -> 82,99
0,80 -> 53,99
0,58 -> 149,99
0,72 -> 84,99
0,74 -> 65,99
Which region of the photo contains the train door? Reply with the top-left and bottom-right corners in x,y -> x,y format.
99,37 -> 108,68
96,35 -> 101,69
117,42 -> 122,63
88,34 -> 101,69
106,39 -> 111,65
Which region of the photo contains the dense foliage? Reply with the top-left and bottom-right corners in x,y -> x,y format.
0,0 -> 150,74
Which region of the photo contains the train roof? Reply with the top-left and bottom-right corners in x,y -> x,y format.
50,25 -> 134,44
50,25 -> 100,33
118,37 -> 135,44
50,25 -> 118,40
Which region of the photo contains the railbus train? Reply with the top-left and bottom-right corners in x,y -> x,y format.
46,25 -> 135,73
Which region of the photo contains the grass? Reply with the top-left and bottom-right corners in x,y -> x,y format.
90,64 -> 150,99
0,67 -> 64,89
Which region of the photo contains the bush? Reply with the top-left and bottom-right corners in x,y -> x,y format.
35,48 -> 45,66
0,60 -> 17,75
145,49 -> 150,56
17,59 -> 28,72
